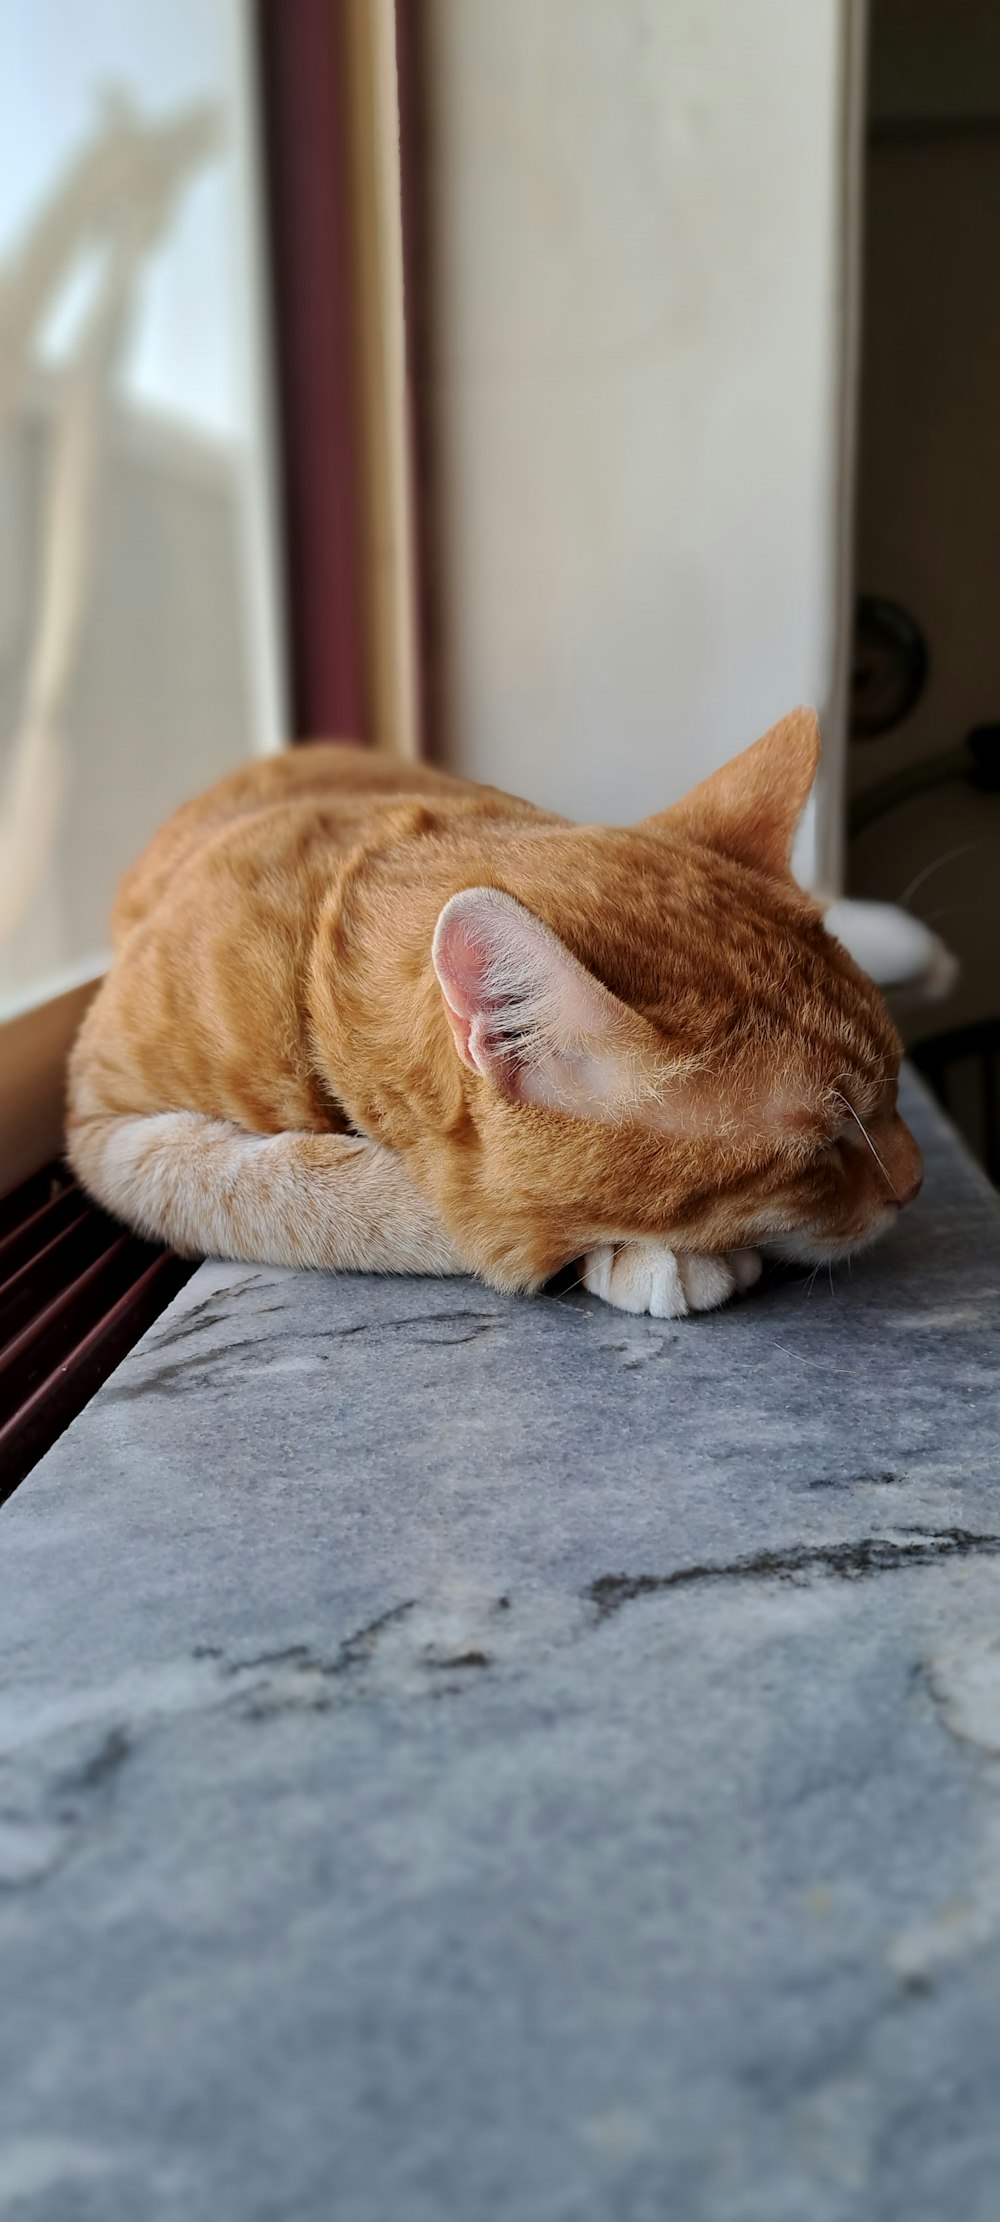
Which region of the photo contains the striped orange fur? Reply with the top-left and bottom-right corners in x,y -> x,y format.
66,709 -> 922,1318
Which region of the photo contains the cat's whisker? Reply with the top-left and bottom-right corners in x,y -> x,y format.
834,1092 -> 899,1202
826,1067 -> 899,1105
548,1264 -> 592,1303
898,840 -> 984,913
920,904 -> 969,930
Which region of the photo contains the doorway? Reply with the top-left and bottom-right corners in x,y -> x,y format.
850,0 -> 1000,1166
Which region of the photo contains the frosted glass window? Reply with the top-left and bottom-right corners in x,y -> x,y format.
0,0 -> 284,1020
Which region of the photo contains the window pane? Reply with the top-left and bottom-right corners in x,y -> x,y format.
0,0 -> 285,1022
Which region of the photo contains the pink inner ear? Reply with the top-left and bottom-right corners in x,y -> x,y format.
433,905 -> 497,1072
435,915 -> 490,1019
433,887 -> 679,1122
441,1000 -> 475,1069
433,884 -> 647,1109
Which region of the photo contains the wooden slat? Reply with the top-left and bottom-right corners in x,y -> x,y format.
0,1249 -> 194,1507
0,1163 -> 74,1246
0,1231 -> 138,1425
0,1160 -> 197,1505
0,1182 -> 92,1294
0,1207 -> 124,1349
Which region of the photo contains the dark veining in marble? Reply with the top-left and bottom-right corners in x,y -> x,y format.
3,1077 -> 1000,2221
588,1525 -> 1000,1618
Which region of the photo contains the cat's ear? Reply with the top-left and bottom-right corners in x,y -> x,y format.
432,887 -> 645,1117
644,705 -> 820,877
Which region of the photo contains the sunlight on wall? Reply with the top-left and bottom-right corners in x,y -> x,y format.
423,0 -> 854,888
0,0 -> 282,1020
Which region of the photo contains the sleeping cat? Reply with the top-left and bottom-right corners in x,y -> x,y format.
66,708 -> 922,1318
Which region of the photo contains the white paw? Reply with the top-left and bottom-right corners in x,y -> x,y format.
580,1240 -> 762,1319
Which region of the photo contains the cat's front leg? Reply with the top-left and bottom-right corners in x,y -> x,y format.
580,1239 -> 762,1319
67,1111 -> 469,1277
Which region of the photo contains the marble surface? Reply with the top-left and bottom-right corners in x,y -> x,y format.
3,1076 -> 1000,2221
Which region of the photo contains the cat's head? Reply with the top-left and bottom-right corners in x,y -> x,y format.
430,708 -> 922,1291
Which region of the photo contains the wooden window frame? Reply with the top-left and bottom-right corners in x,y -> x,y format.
259,0 -> 422,759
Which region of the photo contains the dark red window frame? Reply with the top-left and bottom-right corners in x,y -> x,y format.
257,0 -> 370,741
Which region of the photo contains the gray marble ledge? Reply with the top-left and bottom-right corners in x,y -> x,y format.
3,1073 -> 1000,2222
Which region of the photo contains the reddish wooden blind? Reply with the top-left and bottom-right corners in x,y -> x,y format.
0,1165 -> 195,1506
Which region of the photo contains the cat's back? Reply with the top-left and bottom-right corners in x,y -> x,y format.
111,744 -> 504,944
71,744 -> 552,1139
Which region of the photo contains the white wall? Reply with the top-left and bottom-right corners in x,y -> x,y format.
423,0 -> 857,884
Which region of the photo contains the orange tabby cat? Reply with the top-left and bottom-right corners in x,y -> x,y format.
66,708 -> 922,1318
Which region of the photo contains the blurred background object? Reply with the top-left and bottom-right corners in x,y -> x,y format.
849,0 -> 1000,1154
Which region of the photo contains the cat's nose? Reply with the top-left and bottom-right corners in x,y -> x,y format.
887,1115 -> 923,1209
